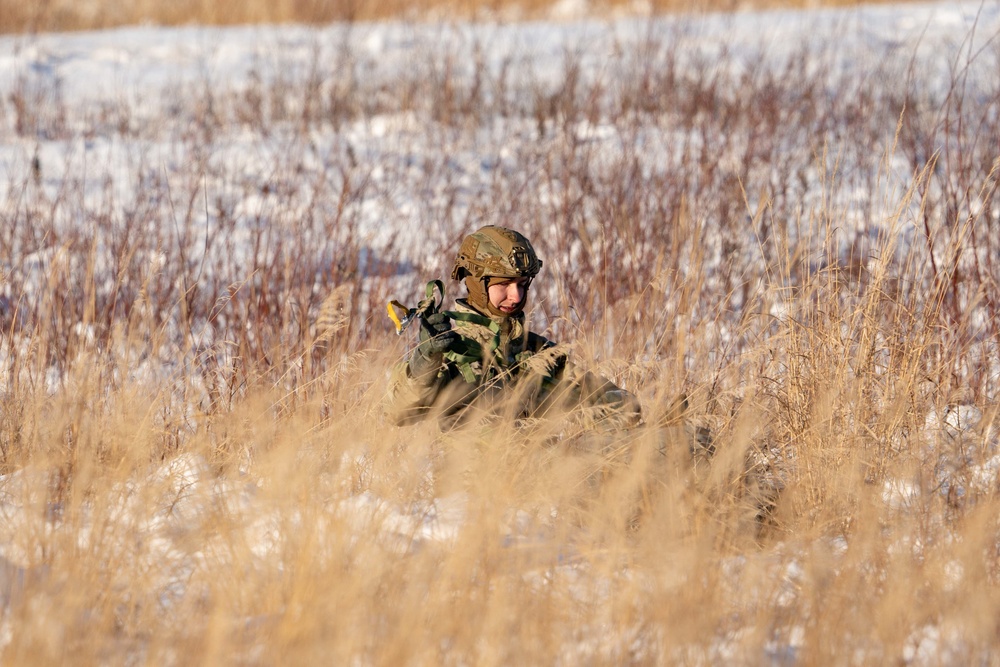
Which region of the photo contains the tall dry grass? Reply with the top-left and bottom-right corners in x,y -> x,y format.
2,6 -> 1000,664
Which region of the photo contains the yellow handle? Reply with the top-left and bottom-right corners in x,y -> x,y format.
387,280 -> 445,335
387,300 -> 413,335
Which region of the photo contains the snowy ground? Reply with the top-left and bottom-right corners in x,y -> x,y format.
2,1 -> 1000,663
2,1 -> 997,266
1,2 -> 993,110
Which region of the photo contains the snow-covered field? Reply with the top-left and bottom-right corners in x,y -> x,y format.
1,1 -> 1000,663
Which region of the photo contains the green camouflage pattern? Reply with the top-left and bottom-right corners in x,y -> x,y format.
387,300 -> 641,430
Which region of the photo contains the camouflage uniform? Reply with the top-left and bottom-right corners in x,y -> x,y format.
388,226 -> 640,430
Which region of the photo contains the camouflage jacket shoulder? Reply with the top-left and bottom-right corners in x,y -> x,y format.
385,300 -> 566,425
385,300 -> 640,429
448,300 -> 566,383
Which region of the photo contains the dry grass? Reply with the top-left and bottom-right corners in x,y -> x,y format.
3,0 -> 932,34
2,5 -> 1000,665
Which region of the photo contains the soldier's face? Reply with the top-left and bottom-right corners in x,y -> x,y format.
488,277 -> 529,314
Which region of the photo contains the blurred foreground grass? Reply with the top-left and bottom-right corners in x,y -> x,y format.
4,0 -> 925,34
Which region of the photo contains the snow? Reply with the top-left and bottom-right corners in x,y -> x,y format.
2,0 -> 1000,662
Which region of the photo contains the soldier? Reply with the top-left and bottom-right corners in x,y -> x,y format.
388,225 -> 641,430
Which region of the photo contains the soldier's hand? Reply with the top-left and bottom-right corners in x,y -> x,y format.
409,312 -> 458,381
418,312 -> 457,351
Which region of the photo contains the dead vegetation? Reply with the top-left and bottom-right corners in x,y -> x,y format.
1,5 -> 1000,664
2,0 -> 932,34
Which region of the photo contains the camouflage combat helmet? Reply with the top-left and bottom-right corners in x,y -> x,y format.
451,225 -> 542,318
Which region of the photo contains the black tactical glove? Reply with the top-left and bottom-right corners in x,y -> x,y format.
409,312 -> 459,382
